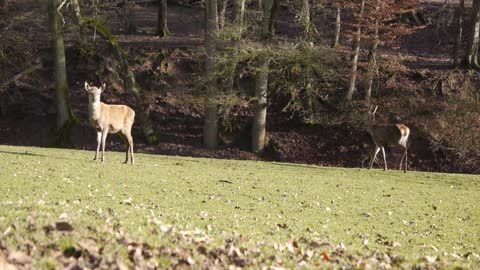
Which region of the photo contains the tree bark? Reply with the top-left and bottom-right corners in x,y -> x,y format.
262,0 -> 279,38
252,58 -> 268,153
365,2 -> 379,101
234,0 -> 246,31
218,0 -> 227,31
157,0 -> 169,37
333,7 -> 341,47
465,0 -> 480,68
300,0 -> 311,38
251,1 -> 276,153
204,0 -> 218,149
124,0 -> 137,34
453,0 -> 465,68
70,0 -> 86,42
82,19 -> 158,145
48,0 -> 78,145
346,0 -> 365,101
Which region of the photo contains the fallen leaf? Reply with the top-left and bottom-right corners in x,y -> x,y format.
420,256 -> 437,263
121,197 -> 133,206
55,221 -> 73,232
320,251 -> 331,261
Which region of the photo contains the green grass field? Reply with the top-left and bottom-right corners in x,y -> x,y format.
0,145 -> 479,269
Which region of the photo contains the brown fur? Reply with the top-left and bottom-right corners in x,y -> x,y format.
85,82 -> 135,164
364,106 -> 410,172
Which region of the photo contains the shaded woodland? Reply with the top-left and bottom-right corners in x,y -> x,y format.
1,0 -> 480,173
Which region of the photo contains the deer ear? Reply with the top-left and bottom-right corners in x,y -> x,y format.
84,82 -> 90,92
101,83 -> 106,92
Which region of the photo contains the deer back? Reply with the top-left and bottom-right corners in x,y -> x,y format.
368,123 -> 409,147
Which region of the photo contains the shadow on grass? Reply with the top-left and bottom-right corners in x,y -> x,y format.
0,150 -> 71,161
0,150 -> 48,157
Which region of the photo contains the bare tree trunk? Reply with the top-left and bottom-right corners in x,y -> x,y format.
251,0 -> 276,153
262,0 -> 279,38
333,7 -> 341,47
82,19 -> 158,145
124,0 -> 136,34
252,58 -> 268,153
270,0 -> 280,35
70,0 -> 86,42
204,0 -> 218,149
157,0 -> 169,37
234,0 -> 246,35
465,0 -> 480,68
365,7 -> 379,102
48,0 -> 78,144
346,0 -> 365,101
218,0 -> 227,31
300,0 -> 311,38
453,0 -> 465,68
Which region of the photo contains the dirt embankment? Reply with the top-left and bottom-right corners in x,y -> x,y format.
0,1 -> 479,174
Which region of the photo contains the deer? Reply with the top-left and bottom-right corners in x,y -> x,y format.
364,105 -> 410,172
84,82 -> 135,164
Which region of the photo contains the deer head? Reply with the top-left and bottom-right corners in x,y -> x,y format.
84,82 -> 106,102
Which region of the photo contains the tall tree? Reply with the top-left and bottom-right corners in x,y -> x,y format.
364,0 -> 380,101
299,0 -> 312,38
234,0 -> 246,35
218,0 -> 227,31
123,0 -> 136,34
346,0 -> 365,101
453,0 -> 465,68
333,6 -> 341,47
252,57 -> 269,153
252,1 -> 275,153
157,0 -> 169,37
48,0 -> 78,144
262,0 -> 279,38
465,0 -> 480,68
70,0 -> 85,42
204,0 -> 219,149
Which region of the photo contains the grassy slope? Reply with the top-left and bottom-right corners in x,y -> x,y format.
0,145 -> 479,268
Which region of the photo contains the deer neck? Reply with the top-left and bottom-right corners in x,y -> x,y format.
88,95 -> 102,120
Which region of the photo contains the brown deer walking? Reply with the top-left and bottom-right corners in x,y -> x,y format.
364,106 -> 410,172
85,82 -> 135,164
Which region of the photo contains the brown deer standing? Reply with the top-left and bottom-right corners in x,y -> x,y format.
85,82 -> 135,164
364,106 -> 410,172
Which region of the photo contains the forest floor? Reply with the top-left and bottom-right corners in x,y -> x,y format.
0,1 -> 479,174
0,145 -> 479,269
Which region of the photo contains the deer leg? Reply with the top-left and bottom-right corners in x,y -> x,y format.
101,130 -> 108,163
381,147 -> 387,170
118,133 -> 129,163
126,132 -> 134,165
369,146 -> 380,169
404,147 -> 408,173
399,146 -> 406,171
94,131 -> 101,161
